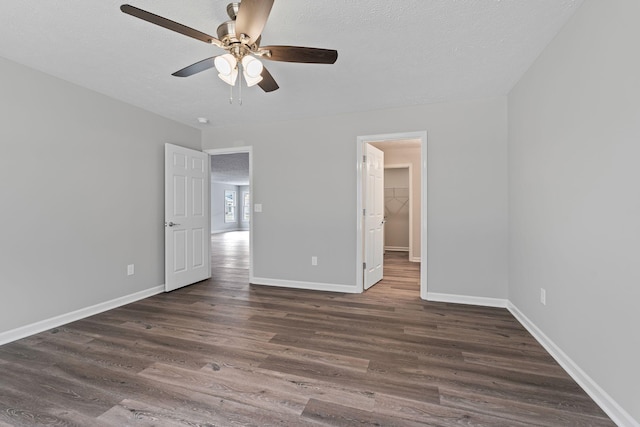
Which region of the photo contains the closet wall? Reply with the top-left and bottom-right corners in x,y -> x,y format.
381,145 -> 421,261
384,168 -> 410,251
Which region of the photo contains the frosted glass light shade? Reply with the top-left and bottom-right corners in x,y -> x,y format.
243,72 -> 263,87
218,68 -> 238,85
240,56 -> 263,87
214,54 -> 237,77
241,56 -> 263,78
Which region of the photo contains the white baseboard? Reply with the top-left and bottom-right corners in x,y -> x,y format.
410,257 -> 421,263
425,295 -> 637,425
0,285 -> 164,346
507,302 -> 638,427
426,292 -> 507,308
2,281 -> 635,426
385,246 -> 409,252
251,277 -> 360,294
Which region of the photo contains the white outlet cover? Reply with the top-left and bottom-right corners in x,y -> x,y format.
127,264 -> 135,276
254,204 -> 262,213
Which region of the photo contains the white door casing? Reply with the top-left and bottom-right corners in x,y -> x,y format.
357,131 -> 426,298
165,143 -> 211,292
364,143 -> 384,289
204,146 -> 254,282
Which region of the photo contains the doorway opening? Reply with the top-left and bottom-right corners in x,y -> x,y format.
381,165 -> 412,258
356,132 -> 427,299
205,146 -> 253,281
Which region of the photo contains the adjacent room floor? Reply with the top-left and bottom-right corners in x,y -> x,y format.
0,231 -> 614,426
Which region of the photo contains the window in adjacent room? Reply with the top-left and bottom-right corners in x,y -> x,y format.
224,190 -> 236,223
242,191 -> 250,222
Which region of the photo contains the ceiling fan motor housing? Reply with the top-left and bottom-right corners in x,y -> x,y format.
218,3 -> 241,42
217,20 -> 237,42
226,3 -> 240,20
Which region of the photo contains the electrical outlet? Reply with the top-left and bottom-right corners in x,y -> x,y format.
254,204 -> 262,213
311,256 -> 318,266
127,264 -> 135,276
540,288 -> 546,305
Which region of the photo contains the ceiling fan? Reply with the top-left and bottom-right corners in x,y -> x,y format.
120,1 -> 338,93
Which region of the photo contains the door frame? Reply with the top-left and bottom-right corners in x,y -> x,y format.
356,131 -> 427,299
204,146 -> 254,282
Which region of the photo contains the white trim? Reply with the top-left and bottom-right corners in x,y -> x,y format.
508,302 -> 639,427
251,277 -> 359,294
204,146 -> 252,155
0,285 -> 164,346
420,135 -> 427,300
410,257 -> 421,263
204,146 -> 254,282
422,295 -> 637,425
356,131 -> 428,298
426,292 -> 507,308
385,246 -> 409,252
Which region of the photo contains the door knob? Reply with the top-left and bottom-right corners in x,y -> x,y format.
166,221 -> 180,227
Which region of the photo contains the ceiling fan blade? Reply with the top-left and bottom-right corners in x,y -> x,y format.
172,57 -> 217,77
120,4 -> 223,47
235,0 -> 274,45
258,67 -> 279,92
261,46 -> 338,64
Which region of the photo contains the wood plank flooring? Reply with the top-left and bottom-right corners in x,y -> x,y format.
0,231 -> 614,426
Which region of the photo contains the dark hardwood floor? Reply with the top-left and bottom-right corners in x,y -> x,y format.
0,231 -> 614,426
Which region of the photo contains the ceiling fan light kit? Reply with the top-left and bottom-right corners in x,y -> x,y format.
120,0 -> 338,102
214,54 -> 236,76
241,56 -> 264,87
218,68 -> 238,86
242,56 -> 263,79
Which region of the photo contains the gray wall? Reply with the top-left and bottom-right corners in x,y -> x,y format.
508,0 -> 640,422
0,56 -> 201,334
202,97 -> 508,298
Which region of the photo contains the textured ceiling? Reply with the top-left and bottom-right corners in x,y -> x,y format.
211,152 -> 249,186
0,0 -> 582,129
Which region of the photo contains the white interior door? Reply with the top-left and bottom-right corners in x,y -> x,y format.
364,143 -> 384,289
165,143 -> 211,292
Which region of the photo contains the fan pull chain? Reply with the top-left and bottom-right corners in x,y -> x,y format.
238,64 -> 243,106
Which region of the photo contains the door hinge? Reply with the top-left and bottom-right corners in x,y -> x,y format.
363,208 -> 366,216
363,155 -> 367,163
363,262 -> 367,270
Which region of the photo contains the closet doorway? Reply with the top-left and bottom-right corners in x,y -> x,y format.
356,132 -> 427,299
383,165 -> 413,259
369,139 -> 422,265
